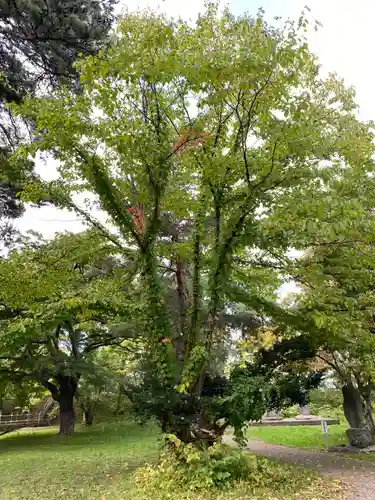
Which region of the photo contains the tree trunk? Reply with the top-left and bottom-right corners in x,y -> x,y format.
364,396 -> 375,435
342,382 -> 366,429
114,386 -> 125,415
81,399 -> 94,426
59,398 -> 75,436
359,382 -> 375,435
83,408 -> 94,425
58,376 -> 78,436
163,410 -> 227,448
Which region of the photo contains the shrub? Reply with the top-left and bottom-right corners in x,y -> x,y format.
281,406 -> 300,418
135,435 -> 302,496
309,388 -> 345,419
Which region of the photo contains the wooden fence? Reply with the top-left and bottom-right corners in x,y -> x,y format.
0,411 -> 49,432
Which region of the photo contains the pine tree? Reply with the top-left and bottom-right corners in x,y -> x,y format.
0,0 -> 117,240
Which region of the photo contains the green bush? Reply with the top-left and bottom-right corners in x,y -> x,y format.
309,388 -> 344,419
136,435 -> 302,496
281,406 -> 299,418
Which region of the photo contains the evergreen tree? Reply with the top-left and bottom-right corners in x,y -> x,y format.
0,0 -> 117,239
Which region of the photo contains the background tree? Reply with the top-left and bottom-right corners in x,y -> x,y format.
0,377 -> 47,412
293,241 -> 375,441
0,0 -> 117,243
0,230 -> 139,435
253,131 -> 375,445
15,5 -> 375,445
76,341 -> 143,424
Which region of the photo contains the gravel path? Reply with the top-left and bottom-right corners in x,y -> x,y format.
224,437 -> 375,499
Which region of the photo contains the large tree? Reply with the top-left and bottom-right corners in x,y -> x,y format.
14,5 -> 375,445
0,0 -> 117,240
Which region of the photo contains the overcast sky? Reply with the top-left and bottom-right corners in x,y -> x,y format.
16,0 -> 375,259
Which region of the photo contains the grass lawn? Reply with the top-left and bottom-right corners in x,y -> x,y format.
0,421 -> 160,500
247,423 -> 375,460
247,423 -> 348,450
0,421 -> 343,500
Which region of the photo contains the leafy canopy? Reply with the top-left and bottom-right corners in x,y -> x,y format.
13,4 -> 375,442
0,230 -> 140,407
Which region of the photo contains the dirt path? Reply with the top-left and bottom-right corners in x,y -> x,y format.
224,437 -> 375,499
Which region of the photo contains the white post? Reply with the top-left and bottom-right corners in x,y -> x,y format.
321,420 -> 329,449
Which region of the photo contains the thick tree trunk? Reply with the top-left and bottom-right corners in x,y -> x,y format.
163,410 -> 227,448
59,398 -> 75,436
58,376 -> 78,436
342,382 -> 366,429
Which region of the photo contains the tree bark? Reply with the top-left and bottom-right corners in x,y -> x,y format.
359,383 -> 375,435
83,408 -> 94,425
364,396 -> 375,435
81,399 -> 94,425
59,398 -> 75,436
342,381 -> 366,429
58,376 -> 78,436
162,409 -> 227,448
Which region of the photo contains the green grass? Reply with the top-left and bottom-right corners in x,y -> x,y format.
247,424 -> 375,460
0,421 -> 343,500
0,421 -> 160,500
247,423 -> 348,449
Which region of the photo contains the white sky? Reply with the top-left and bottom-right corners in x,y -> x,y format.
14,0 -> 375,300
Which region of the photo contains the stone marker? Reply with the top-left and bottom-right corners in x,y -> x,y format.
254,403 -> 339,427
296,404 -> 315,420
263,410 -> 281,420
